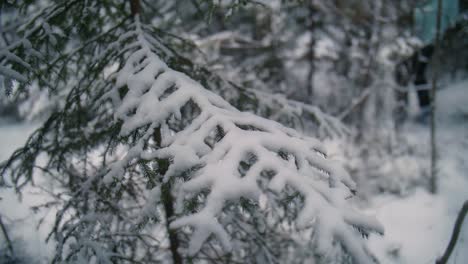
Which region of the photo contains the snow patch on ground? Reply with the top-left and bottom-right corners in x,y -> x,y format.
366,79 -> 468,264
0,119 -> 37,161
367,188 -> 468,264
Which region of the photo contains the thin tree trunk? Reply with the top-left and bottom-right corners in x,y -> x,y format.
129,1 -> 182,262
361,0 -> 382,140
154,127 -> 183,264
306,2 -> 315,101
161,179 -> 183,264
430,0 -> 442,194
130,0 -> 140,17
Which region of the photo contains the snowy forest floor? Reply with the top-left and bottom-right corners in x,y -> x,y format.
366,79 -> 468,264
1,79 -> 467,264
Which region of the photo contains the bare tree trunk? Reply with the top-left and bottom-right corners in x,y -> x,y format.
430,0 -> 442,194
362,0 -> 382,141
306,2 -> 316,102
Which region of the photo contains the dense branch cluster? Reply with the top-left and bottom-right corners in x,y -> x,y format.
97,17 -> 383,263
1,2 -> 383,263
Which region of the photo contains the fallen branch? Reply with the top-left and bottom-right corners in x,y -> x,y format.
436,200 -> 468,264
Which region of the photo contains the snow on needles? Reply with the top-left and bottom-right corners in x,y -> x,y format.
102,16 -> 384,263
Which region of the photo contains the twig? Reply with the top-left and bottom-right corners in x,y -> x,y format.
0,215 -> 15,257
338,88 -> 371,121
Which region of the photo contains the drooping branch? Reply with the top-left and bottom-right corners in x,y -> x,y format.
0,7 -> 382,262
101,17 -> 384,263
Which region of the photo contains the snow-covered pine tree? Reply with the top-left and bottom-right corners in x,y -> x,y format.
1,1 -> 383,263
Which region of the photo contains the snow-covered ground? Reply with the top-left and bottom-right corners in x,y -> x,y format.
367,79 -> 468,264
0,80 -> 467,263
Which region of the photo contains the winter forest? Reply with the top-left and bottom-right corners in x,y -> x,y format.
0,0 -> 467,263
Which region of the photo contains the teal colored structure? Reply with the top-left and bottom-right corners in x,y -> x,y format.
414,0 -> 459,44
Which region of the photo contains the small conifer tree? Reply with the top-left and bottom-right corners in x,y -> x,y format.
1,1 -> 383,263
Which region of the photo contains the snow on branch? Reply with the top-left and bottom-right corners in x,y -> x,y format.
142,26 -> 349,139
102,17 -> 383,263
250,89 -> 351,138
0,3 -> 68,84
0,44 -> 32,83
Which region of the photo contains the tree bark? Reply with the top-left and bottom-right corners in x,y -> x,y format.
130,0 -> 140,17
429,0 -> 442,194
128,1 -> 182,262
306,2 -> 316,101
161,178 -> 183,264
154,127 -> 183,264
